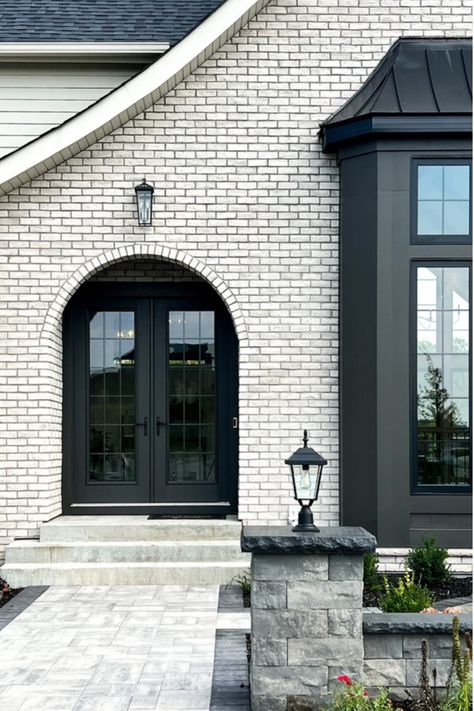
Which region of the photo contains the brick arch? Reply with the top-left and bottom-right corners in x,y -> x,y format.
40,242 -> 248,345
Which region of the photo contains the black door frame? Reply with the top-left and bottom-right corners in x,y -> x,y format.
62,282 -> 239,516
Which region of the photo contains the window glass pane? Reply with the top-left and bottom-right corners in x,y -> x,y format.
415,267 -> 470,488
444,201 -> 470,235
88,311 -> 136,483
418,165 -> 443,200
444,165 -> 470,200
417,267 -> 438,308
168,310 -> 216,483
418,201 -> 442,235
417,163 -> 471,238
417,311 -> 439,353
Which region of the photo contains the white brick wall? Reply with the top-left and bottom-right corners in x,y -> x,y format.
0,0 -> 470,553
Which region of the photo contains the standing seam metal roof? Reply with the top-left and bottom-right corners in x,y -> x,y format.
323,37 -> 472,127
0,0 -> 227,45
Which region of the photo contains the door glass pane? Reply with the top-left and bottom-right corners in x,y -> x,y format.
168,311 -> 216,483
416,267 -> 470,488
89,310 -> 136,482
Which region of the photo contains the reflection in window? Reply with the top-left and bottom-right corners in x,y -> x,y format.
89,311 -> 136,482
417,164 -> 470,236
416,266 -> 470,488
168,311 -> 216,484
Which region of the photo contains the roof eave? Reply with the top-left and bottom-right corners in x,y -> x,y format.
321,114 -> 473,153
0,42 -> 170,58
0,0 -> 271,197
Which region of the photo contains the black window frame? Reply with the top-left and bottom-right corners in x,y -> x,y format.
410,259 -> 472,495
411,158 -> 472,245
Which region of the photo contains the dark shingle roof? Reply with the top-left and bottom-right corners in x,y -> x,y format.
0,0 -> 226,45
324,38 -> 472,125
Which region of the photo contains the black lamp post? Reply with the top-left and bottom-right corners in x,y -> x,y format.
134,179 -> 154,226
285,430 -> 327,533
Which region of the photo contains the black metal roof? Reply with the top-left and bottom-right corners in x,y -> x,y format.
0,0 -> 226,45
322,38 -> 472,152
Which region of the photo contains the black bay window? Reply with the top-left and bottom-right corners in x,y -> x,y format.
322,37 -> 472,545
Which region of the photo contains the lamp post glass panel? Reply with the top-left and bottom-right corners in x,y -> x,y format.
134,179 -> 154,226
285,430 -> 327,533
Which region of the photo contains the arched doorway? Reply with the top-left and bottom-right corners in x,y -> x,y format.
62,261 -> 238,516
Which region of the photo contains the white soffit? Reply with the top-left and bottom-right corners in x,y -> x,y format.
0,0 -> 271,196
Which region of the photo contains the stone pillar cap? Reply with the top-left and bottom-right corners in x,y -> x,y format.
241,526 -> 377,554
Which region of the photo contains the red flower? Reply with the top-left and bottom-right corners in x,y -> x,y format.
337,675 -> 353,686
363,691 -> 369,697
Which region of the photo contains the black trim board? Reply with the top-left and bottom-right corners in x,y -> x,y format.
322,115 -> 472,153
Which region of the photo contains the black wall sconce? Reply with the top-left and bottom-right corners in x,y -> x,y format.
134,179 -> 154,226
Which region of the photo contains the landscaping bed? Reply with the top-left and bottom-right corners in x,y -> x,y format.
0,577 -> 22,608
363,574 -> 472,609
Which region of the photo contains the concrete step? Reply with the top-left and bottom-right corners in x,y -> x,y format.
1,561 -> 250,587
40,516 -> 242,543
5,539 -> 251,565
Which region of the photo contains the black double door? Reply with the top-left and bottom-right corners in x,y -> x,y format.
63,284 -> 238,515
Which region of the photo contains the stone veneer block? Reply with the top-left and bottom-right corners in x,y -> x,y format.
288,637 -> 363,667
402,633 -> 453,659
250,665 -> 328,696
252,697 -> 287,711
252,637 -> 288,666
252,580 -> 287,609
288,696 -> 327,711
328,665 -> 364,692
329,555 -> 363,581
287,580 -> 363,609
406,659 -> 452,687
363,659 -> 407,686
252,609 -> 328,640
252,553 -> 328,581
363,633 -> 403,659
328,609 -> 362,638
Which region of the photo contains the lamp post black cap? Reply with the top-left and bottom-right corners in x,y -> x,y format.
285,430 -> 327,466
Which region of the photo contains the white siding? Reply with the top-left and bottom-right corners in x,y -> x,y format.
0,62 -> 147,157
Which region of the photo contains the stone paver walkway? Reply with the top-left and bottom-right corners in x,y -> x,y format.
0,585 -> 220,711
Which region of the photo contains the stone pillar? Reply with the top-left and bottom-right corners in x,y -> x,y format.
241,526 -> 376,711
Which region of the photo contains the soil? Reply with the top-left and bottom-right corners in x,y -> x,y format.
0,577 -> 22,608
363,574 -> 472,608
243,589 -> 251,608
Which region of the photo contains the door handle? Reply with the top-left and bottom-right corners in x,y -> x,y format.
156,416 -> 168,436
136,417 -> 148,436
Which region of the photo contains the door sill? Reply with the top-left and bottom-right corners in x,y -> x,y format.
65,503 -> 235,516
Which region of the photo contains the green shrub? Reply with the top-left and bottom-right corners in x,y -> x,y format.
364,552 -> 382,592
379,572 -> 434,613
406,538 -> 452,588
